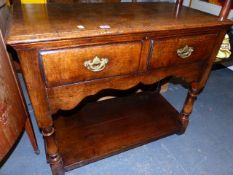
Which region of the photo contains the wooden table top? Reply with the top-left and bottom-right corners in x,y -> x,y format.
6,2 -> 233,45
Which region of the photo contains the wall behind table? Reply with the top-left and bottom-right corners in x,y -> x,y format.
183,0 -> 233,19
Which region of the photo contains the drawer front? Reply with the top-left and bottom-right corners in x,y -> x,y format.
40,42 -> 142,87
149,34 -> 217,69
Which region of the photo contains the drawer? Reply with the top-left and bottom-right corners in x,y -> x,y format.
40,42 -> 142,87
149,34 -> 217,69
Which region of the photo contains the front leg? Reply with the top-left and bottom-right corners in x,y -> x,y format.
179,83 -> 199,134
17,49 -> 63,174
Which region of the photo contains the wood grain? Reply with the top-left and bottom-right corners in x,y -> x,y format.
40,42 -> 142,87
149,33 -> 217,69
6,3 -> 233,45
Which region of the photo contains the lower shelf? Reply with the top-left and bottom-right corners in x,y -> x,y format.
53,91 -> 182,171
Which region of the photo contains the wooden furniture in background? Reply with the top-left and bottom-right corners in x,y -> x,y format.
0,31 -> 39,163
0,1 -> 38,163
6,1 -> 233,174
219,0 -> 232,21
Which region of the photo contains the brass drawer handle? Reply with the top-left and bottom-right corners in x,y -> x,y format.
84,56 -> 109,72
177,45 -> 194,59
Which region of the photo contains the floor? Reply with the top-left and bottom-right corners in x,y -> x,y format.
0,68 -> 233,175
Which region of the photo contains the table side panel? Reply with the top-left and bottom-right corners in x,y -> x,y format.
17,49 -> 53,128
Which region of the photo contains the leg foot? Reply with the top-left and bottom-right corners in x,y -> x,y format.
178,83 -> 199,133
34,149 -> 40,155
42,126 -> 64,175
25,117 -> 39,154
49,154 -> 64,175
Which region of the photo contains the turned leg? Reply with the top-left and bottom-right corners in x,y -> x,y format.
42,126 -> 64,175
25,117 -> 40,154
179,83 -> 199,134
